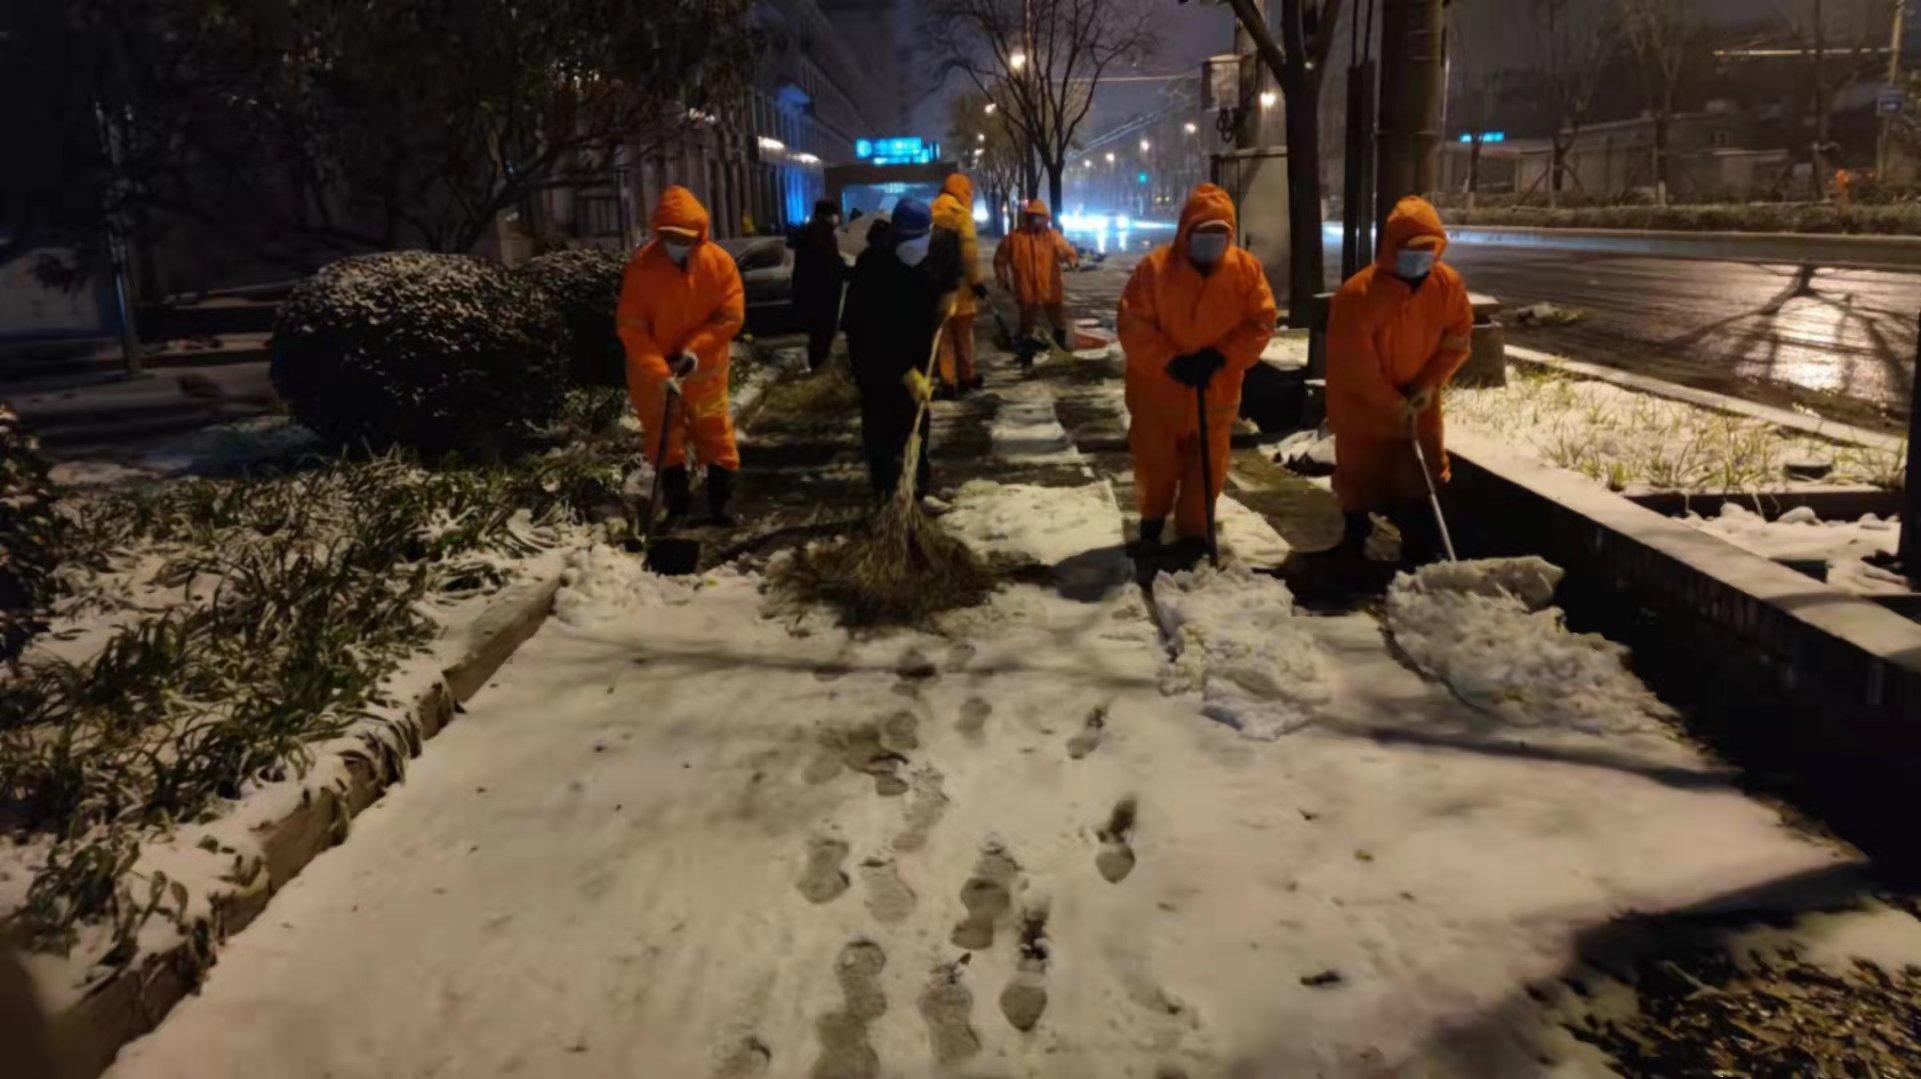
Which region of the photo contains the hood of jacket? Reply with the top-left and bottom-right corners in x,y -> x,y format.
1375,195 -> 1448,271
1174,183 -> 1238,254
651,185 -> 711,244
940,173 -> 975,207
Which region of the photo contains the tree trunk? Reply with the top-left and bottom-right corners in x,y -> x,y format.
1467,135 -> 1483,208
1047,161 -> 1065,218
1653,107 -> 1670,207
1282,73 -> 1326,325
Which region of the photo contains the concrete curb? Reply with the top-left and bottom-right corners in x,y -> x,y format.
48,572 -> 565,1079
1505,345 -> 1903,453
1447,429 -> 1921,748
1445,224 -> 1921,271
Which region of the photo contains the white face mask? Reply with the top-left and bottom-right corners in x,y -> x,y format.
664,240 -> 694,266
1188,230 -> 1230,266
896,233 -> 932,267
1395,248 -> 1438,279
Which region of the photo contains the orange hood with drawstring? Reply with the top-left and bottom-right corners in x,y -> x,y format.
1116,184 -> 1278,540
616,186 -> 746,467
1117,183 -> 1277,418
1326,195 -> 1475,511
994,200 -> 1078,307
932,172 -> 983,315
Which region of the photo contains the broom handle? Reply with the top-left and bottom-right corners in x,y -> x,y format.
1196,382 -> 1219,567
894,320 -> 948,503
642,380 -> 681,546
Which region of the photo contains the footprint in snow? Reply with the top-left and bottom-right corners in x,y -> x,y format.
713,1035 -> 772,1077
895,647 -> 938,681
918,961 -> 983,1065
811,941 -> 887,1079
1000,901 -> 1052,1032
957,698 -> 992,743
859,857 -> 917,924
1096,797 -> 1138,884
951,843 -> 1021,950
1066,705 -> 1107,759
892,767 -> 948,853
797,835 -> 850,904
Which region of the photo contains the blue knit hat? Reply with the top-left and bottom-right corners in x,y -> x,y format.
891,198 -> 933,238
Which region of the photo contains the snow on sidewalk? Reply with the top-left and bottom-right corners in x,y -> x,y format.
108,482 -> 1866,1079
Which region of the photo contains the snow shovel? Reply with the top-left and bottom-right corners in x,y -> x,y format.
1408,411 -> 1458,563
1195,383 -> 1220,567
638,379 -> 702,576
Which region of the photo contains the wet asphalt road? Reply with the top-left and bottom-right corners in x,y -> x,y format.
1441,240 -> 1921,430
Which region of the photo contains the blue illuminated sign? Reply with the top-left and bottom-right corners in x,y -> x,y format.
1456,131 -> 1506,144
855,138 -> 874,158
857,137 -> 938,165
1137,171 -> 1149,184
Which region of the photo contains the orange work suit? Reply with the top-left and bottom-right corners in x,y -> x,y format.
932,174 -> 983,386
995,200 -> 1078,344
1117,184 -> 1278,539
1326,196 -> 1474,513
616,186 -> 746,471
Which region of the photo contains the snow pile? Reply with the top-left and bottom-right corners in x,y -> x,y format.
1682,503 -> 1907,596
1271,425 -> 1337,477
1509,302 -> 1585,327
1153,563 -> 1329,739
1384,559 -> 1671,734
1214,495 -> 1291,565
552,542 -> 723,628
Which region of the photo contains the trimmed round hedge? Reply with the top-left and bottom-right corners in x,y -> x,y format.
270,252 -> 568,454
515,248 -> 630,389
0,405 -> 61,663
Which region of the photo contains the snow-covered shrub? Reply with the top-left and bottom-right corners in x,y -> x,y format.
0,405 -> 61,663
270,252 -> 568,454
515,248 -> 629,389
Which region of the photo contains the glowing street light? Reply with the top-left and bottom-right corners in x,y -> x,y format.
1104,151 -> 1116,164
977,133 -> 986,143
1183,121 -> 1198,135
1082,159 -> 1092,168
1259,90 -> 1278,108
1009,51 -> 1027,71
1139,139 -> 1151,153
984,101 -> 997,114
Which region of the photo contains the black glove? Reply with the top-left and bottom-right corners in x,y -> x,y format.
1165,348 -> 1226,388
971,283 -> 989,300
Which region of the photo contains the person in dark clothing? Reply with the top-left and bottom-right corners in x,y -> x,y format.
843,198 -> 963,502
790,197 -> 848,370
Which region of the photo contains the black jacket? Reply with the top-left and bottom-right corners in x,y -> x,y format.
843,229 -> 963,395
790,217 -> 845,316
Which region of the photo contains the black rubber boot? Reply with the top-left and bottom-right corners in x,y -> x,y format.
706,466 -> 737,526
660,465 -> 691,528
1335,512 -> 1371,556
1137,517 -> 1165,549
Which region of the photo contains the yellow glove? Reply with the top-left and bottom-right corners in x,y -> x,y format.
904,369 -> 934,403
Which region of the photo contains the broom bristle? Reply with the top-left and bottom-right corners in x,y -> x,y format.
774,492 -> 996,626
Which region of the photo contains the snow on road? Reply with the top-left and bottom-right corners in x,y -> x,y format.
107,472 -> 1868,1079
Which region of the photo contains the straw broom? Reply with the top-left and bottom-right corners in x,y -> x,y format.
776,315 -> 995,625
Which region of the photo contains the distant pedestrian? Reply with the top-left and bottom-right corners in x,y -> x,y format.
994,199 -> 1079,361
1117,183 -> 1277,551
1326,195 -> 1474,564
791,198 -> 848,371
843,198 -> 963,502
616,185 -> 747,527
931,173 -> 988,396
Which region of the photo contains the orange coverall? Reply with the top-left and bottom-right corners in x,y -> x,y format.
994,199 -> 1078,342
1118,183 -> 1278,539
616,186 -> 746,471
932,173 -> 984,386
1326,196 -> 1474,513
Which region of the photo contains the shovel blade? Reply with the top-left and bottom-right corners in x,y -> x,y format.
644,537 -> 702,576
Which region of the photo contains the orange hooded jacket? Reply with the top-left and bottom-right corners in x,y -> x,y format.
931,173 -> 983,317
616,186 -> 746,468
1117,183 -> 1278,419
994,200 -> 1078,306
1326,195 -> 1474,511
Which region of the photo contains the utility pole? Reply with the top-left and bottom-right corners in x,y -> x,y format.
1879,0 -> 1909,179
1376,0 -> 1445,233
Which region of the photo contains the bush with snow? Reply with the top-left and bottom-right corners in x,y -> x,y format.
0,405 -> 61,662
271,251 -> 568,454
515,248 -> 629,389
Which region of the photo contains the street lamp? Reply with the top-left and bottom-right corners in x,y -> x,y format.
1260,90 -> 1277,109
1105,151 -> 1116,164
984,102 -> 997,115
1083,159 -> 1092,168
1183,121 -> 1198,135
1140,139 -> 1151,153
977,133 -> 986,143
1010,51 -> 1027,71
